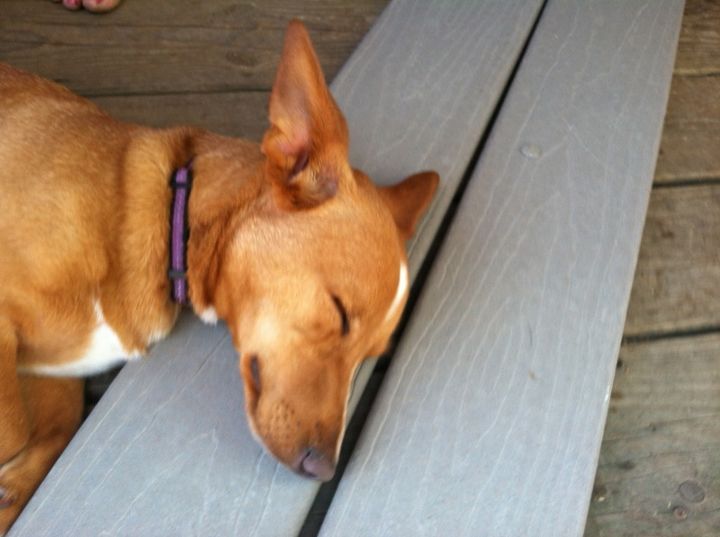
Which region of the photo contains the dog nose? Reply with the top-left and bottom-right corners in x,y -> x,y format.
294,447 -> 336,481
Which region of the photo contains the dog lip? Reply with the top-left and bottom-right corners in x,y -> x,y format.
294,466 -> 320,480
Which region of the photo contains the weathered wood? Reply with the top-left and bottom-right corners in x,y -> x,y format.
320,2 -> 684,536
624,185 -> 720,337
654,76 -> 720,183
653,0 -> 720,183
93,91 -> 270,141
585,334 -> 720,537
674,0 -> 720,76
9,1 -> 545,535
0,0 -> 387,96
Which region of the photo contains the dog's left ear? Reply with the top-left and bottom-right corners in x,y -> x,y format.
378,171 -> 440,240
261,20 -> 349,210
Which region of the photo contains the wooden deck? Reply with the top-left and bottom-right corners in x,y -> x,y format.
0,0 -> 717,535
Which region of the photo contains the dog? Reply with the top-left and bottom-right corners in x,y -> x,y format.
0,19 -> 438,532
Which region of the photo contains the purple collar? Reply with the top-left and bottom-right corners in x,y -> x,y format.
169,164 -> 192,304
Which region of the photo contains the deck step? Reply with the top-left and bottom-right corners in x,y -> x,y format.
319,1 -> 684,536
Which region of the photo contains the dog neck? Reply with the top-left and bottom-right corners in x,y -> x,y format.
102,127 -> 265,349
183,132 -> 268,319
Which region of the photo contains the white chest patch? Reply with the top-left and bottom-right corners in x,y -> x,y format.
198,306 -> 218,325
23,302 -> 141,377
383,262 -> 409,324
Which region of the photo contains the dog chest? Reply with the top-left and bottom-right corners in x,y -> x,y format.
21,302 -> 146,377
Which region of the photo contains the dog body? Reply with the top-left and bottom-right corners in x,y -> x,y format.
1,68 -> 178,374
0,22 -> 437,532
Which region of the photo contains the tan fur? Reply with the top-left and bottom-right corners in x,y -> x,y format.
0,21 -> 438,532
0,376 -> 82,532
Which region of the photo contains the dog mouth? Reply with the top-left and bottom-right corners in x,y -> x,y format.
243,401 -> 337,482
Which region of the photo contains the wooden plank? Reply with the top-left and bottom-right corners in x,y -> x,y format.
8,2 -> 545,535
654,76 -> 720,183
653,0 -> 720,183
585,334 -> 720,537
93,91 -> 270,142
0,0 -> 387,96
624,185 -> 720,337
320,2 -> 684,536
674,0 -> 720,76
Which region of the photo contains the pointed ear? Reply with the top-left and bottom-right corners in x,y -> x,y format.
261,20 -> 349,210
378,171 -> 440,240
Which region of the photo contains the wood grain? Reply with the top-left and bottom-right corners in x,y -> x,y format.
8,1 -> 545,535
674,0 -> 720,76
624,185 -> 720,337
93,91 -> 270,141
585,334 -> 720,537
0,0 -> 387,95
320,2 -> 684,536
654,75 -> 720,183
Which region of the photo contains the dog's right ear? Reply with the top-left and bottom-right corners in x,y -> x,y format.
261,20 -> 349,211
379,171 -> 440,240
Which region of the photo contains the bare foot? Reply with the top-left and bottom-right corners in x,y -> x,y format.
51,0 -> 122,13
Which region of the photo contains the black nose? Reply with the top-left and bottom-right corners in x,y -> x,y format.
294,447 -> 336,481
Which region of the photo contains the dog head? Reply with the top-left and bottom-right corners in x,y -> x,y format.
193,21 -> 438,481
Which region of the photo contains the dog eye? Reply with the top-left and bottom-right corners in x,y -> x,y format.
249,355 -> 261,393
331,295 -> 350,336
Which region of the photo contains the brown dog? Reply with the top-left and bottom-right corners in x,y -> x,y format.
0,20 -> 438,532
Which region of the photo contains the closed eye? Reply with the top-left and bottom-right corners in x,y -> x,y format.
331,295 -> 350,336
249,355 -> 261,394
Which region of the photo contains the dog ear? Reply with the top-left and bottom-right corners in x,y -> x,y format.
261,20 -> 349,210
378,171 -> 440,240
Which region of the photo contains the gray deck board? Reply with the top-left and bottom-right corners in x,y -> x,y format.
320,1 -> 684,536
9,1 -> 543,535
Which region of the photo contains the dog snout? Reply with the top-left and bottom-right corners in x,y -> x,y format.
293,447 -> 336,481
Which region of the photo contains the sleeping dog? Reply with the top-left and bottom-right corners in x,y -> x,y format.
0,20 -> 438,532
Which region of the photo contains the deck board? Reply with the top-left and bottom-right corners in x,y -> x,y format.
0,0 -> 387,95
674,0 -> 720,76
653,0 -> 720,184
654,75 -> 720,183
320,2 -> 684,536
624,185 -> 720,337
585,335 -> 720,537
7,1 -> 545,535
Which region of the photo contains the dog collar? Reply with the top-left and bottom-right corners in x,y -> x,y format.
169,163 -> 193,304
